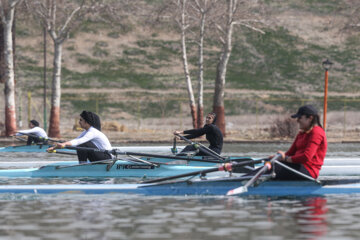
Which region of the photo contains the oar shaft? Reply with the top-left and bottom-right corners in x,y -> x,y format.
175,134 -> 225,160
142,166 -> 225,184
226,154 -> 281,196
55,159 -> 114,169
243,162 -> 271,189
65,146 -> 224,163
274,160 -> 320,183
52,150 -> 77,156
142,159 -> 265,184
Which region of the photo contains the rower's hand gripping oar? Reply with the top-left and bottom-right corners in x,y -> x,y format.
226,153 -> 281,196
16,132 -> 64,143
141,158 -> 267,184
175,134 -> 226,161
47,149 -> 77,156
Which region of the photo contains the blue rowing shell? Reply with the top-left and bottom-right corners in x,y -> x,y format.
0,178 -> 360,196
0,160 -> 213,178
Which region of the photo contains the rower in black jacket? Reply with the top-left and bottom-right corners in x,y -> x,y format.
174,112 -> 223,156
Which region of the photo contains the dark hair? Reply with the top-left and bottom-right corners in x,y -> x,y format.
208,112 -> 217,124
80,111 -> 101,131
305,114 -> 322,129
30,120 -> 39,127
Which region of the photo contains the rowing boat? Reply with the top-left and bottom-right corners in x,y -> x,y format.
0,158 -> 357,178
0,160 -> 213,178
0,176 -> 360,196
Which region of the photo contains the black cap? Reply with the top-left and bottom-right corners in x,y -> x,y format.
30,120 -> 39,127
291,105 -> 318,118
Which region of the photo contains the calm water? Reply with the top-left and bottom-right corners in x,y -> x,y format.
0,143 -> 360,240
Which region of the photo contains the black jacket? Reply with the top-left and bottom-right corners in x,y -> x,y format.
183,124 -> 223,153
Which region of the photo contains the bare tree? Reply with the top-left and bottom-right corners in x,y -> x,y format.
27,0 -> 103,137
211,0 -> 264,135
192,0 -> 214,128
174,0 -> 197,128
0,22 -> 3,84
0,0 -> 22,136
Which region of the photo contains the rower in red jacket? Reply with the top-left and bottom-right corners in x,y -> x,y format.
275,105 -> 327,180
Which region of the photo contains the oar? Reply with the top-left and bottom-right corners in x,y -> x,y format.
274,160 -> 321,183
127,155 -> 159,167
226,154 -> 281,196
17,132 -> 64,143
65,145 -> 261,165
48,149 -> 77,156
53,159 -> 116,170
64,146 -> 226,164
175,134 -> 226,161
141,158 -> 267,184
14,136 -> 27,142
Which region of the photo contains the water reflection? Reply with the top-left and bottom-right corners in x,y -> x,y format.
296,197 -> 328,240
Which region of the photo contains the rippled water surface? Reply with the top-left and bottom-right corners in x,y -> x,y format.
0,143 -> 360,240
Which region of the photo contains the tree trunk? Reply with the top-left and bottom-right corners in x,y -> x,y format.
3,8 -> 17,136
213,0 -> 234,136
197,7 -> 206,128
179,0 -> 197,128
48,41 -> 62,137
0,22 -> 4,84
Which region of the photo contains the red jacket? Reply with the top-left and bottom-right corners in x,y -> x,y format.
286,126 -> 327,178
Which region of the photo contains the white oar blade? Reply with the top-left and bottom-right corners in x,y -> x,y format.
226,186 -> 247,196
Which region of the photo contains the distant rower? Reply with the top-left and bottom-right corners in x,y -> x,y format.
174,112 -> 223,156
16,120 -> 48,145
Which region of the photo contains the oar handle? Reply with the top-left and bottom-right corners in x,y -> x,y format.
175,134 -> 225,160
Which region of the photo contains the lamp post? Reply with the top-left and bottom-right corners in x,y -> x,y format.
322,59 -> 333,130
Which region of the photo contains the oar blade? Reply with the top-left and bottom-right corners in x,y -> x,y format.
227,186 -> 248,196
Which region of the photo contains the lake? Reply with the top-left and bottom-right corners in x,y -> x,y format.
0,143 -> 359,240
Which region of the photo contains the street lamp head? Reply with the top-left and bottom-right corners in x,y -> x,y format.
322,59 -> 333,71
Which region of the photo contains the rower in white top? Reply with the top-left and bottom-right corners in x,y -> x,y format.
16,120 -> 48,145
47,111 -> 113,163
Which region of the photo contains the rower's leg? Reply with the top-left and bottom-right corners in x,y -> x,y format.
177,145 -> 198,156
77,141 -> 94,163
274,162 -> 312,180
27,136 -> 35,145
77,141 -> 111,163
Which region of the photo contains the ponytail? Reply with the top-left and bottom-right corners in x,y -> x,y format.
308,114 -> 322,129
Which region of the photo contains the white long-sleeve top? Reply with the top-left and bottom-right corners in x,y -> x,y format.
16,127 -> 48,138
69,126 -> 112,150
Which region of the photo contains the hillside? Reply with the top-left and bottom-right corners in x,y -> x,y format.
1,0 -> 360,141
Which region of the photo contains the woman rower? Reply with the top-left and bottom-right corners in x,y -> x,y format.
174,112 -> 223,156
272,105 -> 327,180
47,111 -> 113,163
16,120 -> 48,145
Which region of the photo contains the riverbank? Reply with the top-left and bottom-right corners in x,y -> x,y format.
1,127 -> 359,146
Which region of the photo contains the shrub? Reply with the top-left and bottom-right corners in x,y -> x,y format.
270,117 -> 298,138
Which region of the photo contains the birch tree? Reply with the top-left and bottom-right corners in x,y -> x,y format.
211,0 -> 264,135
0,0 -> 22,136
28,0 -> 102,137
175,0 -> 197,128
192,0 -> 214,128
